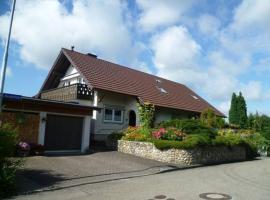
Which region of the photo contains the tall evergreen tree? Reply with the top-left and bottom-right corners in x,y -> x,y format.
238,92 -> 248,128
247,113 -> 254,129
229,92 -> 238,124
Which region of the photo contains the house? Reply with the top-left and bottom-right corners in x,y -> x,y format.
38,48 -> 224,143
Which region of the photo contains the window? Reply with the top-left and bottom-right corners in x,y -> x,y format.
104,108 -> 123,123
104,109 -> 113,121
63,81 -> 70,86
114,110 -> 122,122
156,86 -> 168,94
77,77 -> 85,84
191,95 -> 199,100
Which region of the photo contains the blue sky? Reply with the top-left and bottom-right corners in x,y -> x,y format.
0,0 -> 270,116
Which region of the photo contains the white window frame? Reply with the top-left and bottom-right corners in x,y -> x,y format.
77,77 -> 85,84
63,81 -> 70,87
104,108 -> 123,123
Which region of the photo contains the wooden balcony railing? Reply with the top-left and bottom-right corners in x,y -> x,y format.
40,84 -> 92,102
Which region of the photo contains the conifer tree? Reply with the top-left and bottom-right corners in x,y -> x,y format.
229,92 -> 238,124
238,92 -> 248,128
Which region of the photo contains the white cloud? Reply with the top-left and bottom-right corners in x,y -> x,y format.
0,0 -> 137,70
241,81 -> 270,101
208,51 -> 250,75
202,68 -> 238,101
150,25 -> 243,101
150,25 -> 240,101
198,14 -> 221,36
151,26 -> 201,82
217,100 -> 230,116
241,81 -> 262,101
219,1 -> 270,58
136,0 -> 194,31
232,0 -> 270,34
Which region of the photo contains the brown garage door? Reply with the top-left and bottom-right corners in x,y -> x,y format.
44,114 -> 83,151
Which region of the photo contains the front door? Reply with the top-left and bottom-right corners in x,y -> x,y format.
128,110 -> 136,127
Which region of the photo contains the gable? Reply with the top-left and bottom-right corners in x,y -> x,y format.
64,65 -> 78,77
38,52 -> 71,92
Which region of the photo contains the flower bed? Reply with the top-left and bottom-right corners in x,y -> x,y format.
112,118 -> 267,163
118,140 -> 246,165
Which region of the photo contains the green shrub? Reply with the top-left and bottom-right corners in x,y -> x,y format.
138,127 -> 151,138
122,132 -> 149,141
158,119 -> 217,138
215,117 -> 226,128
122,126 -> 151,142
152,133 -> 212,150
107,132 -> 125,141
215,131 -> 266,158
212,134 -> 244,147
0,159 -> 21,198
162,127 -> 186,141
0,124 -> 21,198
200,108 -> 217,127
0,124 -> 18,161
243,133 -> 269,154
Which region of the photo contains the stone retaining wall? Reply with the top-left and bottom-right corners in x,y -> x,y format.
118,140 -> 246,165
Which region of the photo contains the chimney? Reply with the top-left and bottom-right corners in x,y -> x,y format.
71,46 -> 74,51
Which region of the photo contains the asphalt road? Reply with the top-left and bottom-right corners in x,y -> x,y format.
11,152 -> 270,200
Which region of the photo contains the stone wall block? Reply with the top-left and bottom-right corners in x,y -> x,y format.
118,140 -> 246,165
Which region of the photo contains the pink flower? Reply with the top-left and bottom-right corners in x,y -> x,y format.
18,142 -> 30,151
152,128 -> 167,139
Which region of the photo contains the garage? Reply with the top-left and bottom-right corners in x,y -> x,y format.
44,114 -> 84,151
2,93 -> 101,153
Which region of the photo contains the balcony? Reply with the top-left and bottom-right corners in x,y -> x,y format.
40,83 -> 92,102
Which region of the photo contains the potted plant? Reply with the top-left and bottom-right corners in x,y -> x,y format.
16,141 -> 30,157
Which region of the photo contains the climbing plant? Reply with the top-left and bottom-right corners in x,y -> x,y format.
137,102 -> 155,129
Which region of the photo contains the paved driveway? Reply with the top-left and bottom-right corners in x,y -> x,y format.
15,151 -> 174,196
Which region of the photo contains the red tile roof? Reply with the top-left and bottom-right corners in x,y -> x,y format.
60,48 -> 224,116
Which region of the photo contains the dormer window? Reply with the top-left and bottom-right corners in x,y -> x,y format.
156,86 -> 168,94
191,95 -> 199,100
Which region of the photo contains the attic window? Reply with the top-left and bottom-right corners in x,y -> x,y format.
191,95 -> 199,100
156,86 -> 168,94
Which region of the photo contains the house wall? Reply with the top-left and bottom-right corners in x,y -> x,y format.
93,90 -> 139,141
155,108 -> 172,124
58,65 -> 85,87
88,90 -> 199,141
154,107 -> 198,125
